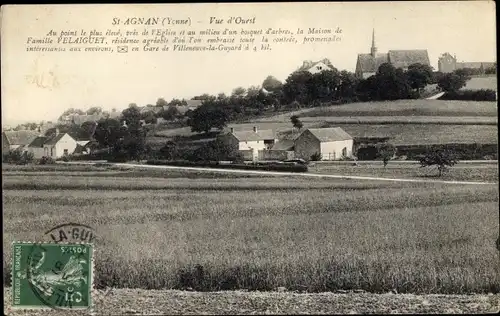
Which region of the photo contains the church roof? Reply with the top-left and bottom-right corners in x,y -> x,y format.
356,50 -> 430,75
388,50 -> 430,69
356,53 -> 389,74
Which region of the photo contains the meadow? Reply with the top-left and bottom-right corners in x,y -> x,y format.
3,166 -> 499,294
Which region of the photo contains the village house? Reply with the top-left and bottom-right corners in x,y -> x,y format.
296,58 -> 334,74
218,126 -> 279,161
294,127 -> 354,161
355,29 -> 431,79
27,129 -> 78,159
2,130 -> 39,155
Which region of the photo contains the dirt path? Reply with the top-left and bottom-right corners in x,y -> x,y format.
108,163 -> 497,185
4,288 -> 499,315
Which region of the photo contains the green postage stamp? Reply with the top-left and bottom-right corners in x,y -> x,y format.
11,242 -> 94,309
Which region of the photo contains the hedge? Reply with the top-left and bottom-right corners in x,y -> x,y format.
146,160 -> 309,172
439,89 -> 497,101
395,143 -> 498,160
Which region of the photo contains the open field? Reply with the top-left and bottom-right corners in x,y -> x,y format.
311,163 -> 499,182
256,100 -> 498,121
3,167 -> 499,296
4,288 -> 500,315
152,122 -> 497,146
462,76 -> 497,91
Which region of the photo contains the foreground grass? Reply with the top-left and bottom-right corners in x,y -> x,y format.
311,163 -> 499,182
3,171 -> 499,294
4,288 -> 500,315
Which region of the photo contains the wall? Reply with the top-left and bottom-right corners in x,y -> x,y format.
294,130 -> 320,160
54,134 -> 78,158
258,150 -> 295,161
320,139 -> 354,160
27,147 -> 45,159
240,150 -> 253,160
238,140 -> 268,151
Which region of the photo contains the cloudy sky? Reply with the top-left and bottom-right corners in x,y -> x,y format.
1,2 -> 496,125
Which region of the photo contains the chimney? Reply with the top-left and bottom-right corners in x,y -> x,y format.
253,126 -> 258,133
230,127 -> 234,133
55,128 -> 60,136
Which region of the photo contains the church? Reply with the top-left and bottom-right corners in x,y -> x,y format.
355,30 -> 431,79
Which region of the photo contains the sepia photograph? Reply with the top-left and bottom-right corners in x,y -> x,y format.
2,2 -> 499,314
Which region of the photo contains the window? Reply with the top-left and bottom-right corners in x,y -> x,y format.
63,149 -> 69,156
342,147 -> 347,157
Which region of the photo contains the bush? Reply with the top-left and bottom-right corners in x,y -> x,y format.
439,89 -> 496,101
395,143 -> 497,160
310,152 -> 322,161
2,150 -> 34,164
146,160 -> 308,172
419,150 -> 459,177
38,156 -> 55,165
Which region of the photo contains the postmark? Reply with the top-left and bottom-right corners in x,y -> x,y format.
12,242 -> 94,310
44,222 -> 96,244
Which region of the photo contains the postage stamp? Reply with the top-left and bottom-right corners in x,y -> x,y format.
11,242 -> 94,310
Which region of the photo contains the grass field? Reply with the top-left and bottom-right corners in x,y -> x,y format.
462,76 -> 497,91
257,100 -> 498,121
3,166 -> 499,294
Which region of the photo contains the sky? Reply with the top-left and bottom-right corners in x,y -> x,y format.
1,2 -> 497,125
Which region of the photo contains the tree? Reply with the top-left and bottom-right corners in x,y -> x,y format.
437,70 -> 470,92
377,143 -> 396,167
262,75 -> 283,93
78,121 -> 98,140
159,141 -> 178,160
156,98 -> 168,107
308,69 -> 342,102
169,98 -> 187,107
419,150 -> 458,177
246,85 -> 261,97
290,115 -> 303,130
217,93 -> 227,100
406,63 -> 434,94
231,87 -> 247,98
93,118 -> 123,148
86,106 -> 102,115
187,103 -> 229,134
283,71 -> 314,105
161,105 -> 181,121
141,111 -> 158,124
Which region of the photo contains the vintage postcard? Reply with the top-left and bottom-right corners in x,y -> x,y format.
2,2 -> 498,315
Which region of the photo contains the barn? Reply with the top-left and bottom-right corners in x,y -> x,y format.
294,127 -> 353,161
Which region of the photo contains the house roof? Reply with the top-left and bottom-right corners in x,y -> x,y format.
305,127 -> 353,142
356,53 -> 389,74
388,50 -> 430,69
230,129 -> 277,142
28,136 -> 48,148
297,59 -> 333,72
44,133 -> 74,146
186,100 -> 203,107
3,130 -> 39,146
271,140 -> 295,151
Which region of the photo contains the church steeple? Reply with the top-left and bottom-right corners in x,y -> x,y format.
370,28 -> 377,57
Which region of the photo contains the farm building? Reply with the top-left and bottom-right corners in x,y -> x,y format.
26,129 -> 78,159
2,130 -> 39,155
294,127 -> 354,161
355,29 -> 430,78
218,126 -> 279,161
438,52 -> 496,73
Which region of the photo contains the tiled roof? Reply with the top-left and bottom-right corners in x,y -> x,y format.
305,127 -> 353,142
28,136 -> 47,148
388,50 -> 430,69
356,53 -> 389,73
230,129 -> 277,142
44,133 -> 71,146
2,130 -> 39,146
271,140 -> 295,150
